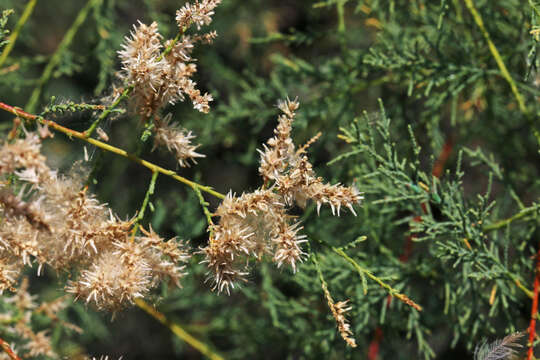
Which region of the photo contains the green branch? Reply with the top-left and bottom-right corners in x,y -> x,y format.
135,298 -> 224,360
463,0 -> 527,115
25,0 -> 102,113
483,204 -> 540,232
0,0 -> 38,68
314,237 -> 422,311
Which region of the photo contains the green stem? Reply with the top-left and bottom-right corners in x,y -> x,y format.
314,237 -> 422,311
158,31 -> 183,60
463,0 -> 527,114
25,0 -> 102,113
137,170 -> 159,223
332,246 -> 422,311
0,0 -> 38,68
483,204 -> 540,232
193,186 -> 215,230
84,85 -> 133,137
135,298 -> 224,360
130,170 -> 159,238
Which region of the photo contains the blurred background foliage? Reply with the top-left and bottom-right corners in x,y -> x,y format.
0,0 -> 539,359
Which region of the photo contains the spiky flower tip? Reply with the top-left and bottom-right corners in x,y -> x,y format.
153,114 -> 205,167
201,190 -> 307,294
259,98 -> 363,213
320,281 -> 357,348
202,98 -> 361,294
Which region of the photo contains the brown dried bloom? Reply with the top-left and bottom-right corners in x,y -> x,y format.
0,132 -> 50,181
202,98 -> 362,294
322,282 -> 357,348
202,190 -> 307,294
66,226 -> 189,311
0,133 -> 190,311
260,98 -> 363,213
153,114 -> 205,167
118,0 -> 220,117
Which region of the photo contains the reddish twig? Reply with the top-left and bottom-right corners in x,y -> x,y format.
368,327 -> 383,360
432,137 -> 454,178
527,246 -> 540,360
0,338 -> 22,360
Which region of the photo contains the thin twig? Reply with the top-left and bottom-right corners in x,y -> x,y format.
134,298 -> 224,360
84,85 -> 132,138
0,0 -> 38,68
333,246 -> 422,311
483,204 -> 540,232
25,0 -> 102,113
463,0 -> 527,114
130,170 -> 159,239
0,101 -> 225,200
0,338 -> 21,360
314,236 -> 422,311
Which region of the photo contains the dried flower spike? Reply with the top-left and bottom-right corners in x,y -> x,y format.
153,114 -> 205,167
202,98 -> 361,294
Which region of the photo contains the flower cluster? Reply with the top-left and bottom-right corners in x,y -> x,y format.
118,19 -> 215,117
0,132 -> 189,311
176,0 -> 221,30
202,99 -> 363,294
117,0 -> 220,167
0,279 -> 78,359
321,281 -> 356,348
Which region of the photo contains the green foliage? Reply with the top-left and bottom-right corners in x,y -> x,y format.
0,0 -> 539,359
0,9 -> 12,50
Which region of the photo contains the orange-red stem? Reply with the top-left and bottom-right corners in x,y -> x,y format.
0,338 -> 22,360
527,246 -> 540,360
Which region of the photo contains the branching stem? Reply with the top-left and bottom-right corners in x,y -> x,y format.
0,101 -> 225,200
483,204 -> 540,232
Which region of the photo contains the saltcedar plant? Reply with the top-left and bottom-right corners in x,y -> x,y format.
0,0 -> 538,360
0,0 -> 399,358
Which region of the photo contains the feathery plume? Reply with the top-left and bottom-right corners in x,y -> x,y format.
474,332 -> 523,360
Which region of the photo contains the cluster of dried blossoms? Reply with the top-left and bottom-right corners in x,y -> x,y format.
0,279 -> 78,359
321,281 -> 357,347
0,131 -> 189,311
117,0 -> 220,167
201,99 -> 363,294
